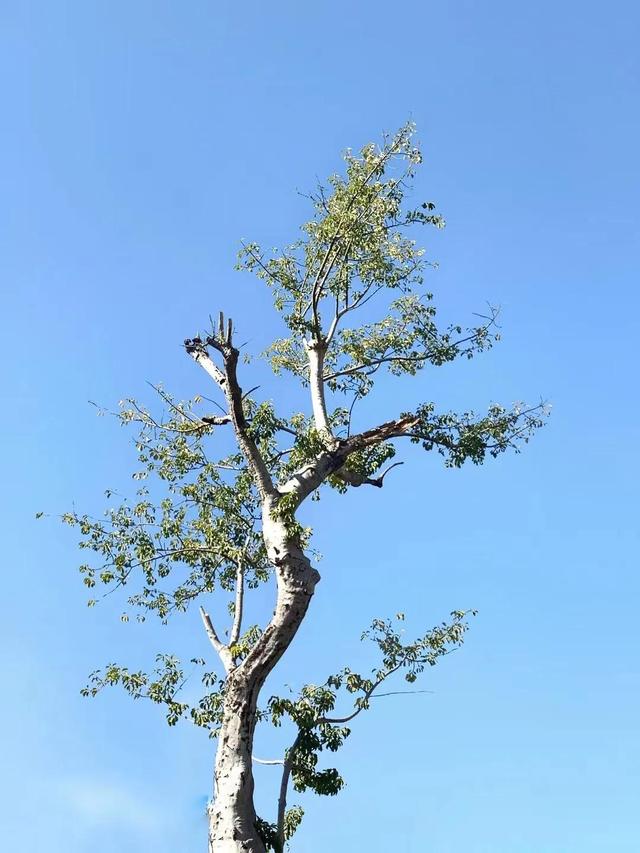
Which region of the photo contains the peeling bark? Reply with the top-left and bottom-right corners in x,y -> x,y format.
209,686 -> 262,853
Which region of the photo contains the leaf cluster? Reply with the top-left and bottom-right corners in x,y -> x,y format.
80,654 -> 226,732
266,610 -> 474,801
64,395 -> 270,621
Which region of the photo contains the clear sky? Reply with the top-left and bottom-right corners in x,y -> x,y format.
2,2 -> 639,851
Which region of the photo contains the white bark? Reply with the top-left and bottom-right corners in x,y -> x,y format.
305,340 -> 333,438
209,684 -> 262,853
187,330 -> 415,850
275,733 -> 300,852
208,498 -> 320,851
200,606 -> 233,673
229,558 -> 246,648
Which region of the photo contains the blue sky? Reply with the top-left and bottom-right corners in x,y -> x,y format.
1,2 -> 639,851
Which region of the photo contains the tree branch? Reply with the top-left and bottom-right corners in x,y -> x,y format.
305,339 -> 332,437
332,460 -> 404,489
323,324 -> 498,383
278,414 -> 419,506
185,323 -> 275,499
306,133 -> 409,339
272,650 -> 413,848
229,553 -> 247,648
199,606 -> 233,673
276,731 -> 302,853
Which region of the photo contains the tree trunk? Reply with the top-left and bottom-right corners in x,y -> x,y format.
208,505 -> 320,851
208,678 -> 264,852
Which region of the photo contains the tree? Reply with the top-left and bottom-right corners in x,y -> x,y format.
63,124 -> 547,852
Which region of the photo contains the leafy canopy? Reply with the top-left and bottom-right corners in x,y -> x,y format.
239,123 -> 496,399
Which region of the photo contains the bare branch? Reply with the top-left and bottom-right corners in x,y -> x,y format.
339,394 -> 359,440
229,543 -> 248,647
277,732 -> 302,852
199,606 -> 233,673
372,689 -> 435,697
350,460 -> 404,489
184,334 -> 276,499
